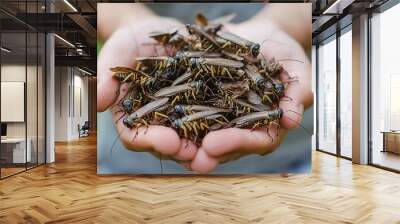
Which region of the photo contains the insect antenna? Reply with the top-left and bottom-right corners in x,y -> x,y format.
276,58 -> 304,64
281,96 -> 293,101
159,152 -> 164,174
283,79 -> 299,84
260,38 -> 288,48
266,125 -> 274,143
115,113 -> 126,124
109,128 -> 126,160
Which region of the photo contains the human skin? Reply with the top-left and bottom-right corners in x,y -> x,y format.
97,4 -> 313,173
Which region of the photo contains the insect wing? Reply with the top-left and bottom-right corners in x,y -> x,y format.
216,30 -> 254,48
247,90 -> 263,105
110,66 -> 134,73
172,69 -> 193,86
184,51 -> 222,58
209,13 -> 236,25
195,14 -> 209,26
190,105 -> 231,112
201,58 -> 244,68
131,98 -> 169,118
184,109 -> 225,122
154,83 -> 191,97
148,29 -> 177,38
229,111 -> 267,127
190,25 -> 220,47
135,56 -> 170,62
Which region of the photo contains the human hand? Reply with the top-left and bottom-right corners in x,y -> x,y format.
97,17 -> 198,168
189,19 -> 313,173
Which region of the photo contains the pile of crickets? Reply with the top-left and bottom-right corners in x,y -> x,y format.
111,14 -> 296,144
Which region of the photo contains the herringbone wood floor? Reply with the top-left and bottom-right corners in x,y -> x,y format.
1,135 -> 400,224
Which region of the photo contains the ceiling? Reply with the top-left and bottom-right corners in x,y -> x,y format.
0,0 -> 394,74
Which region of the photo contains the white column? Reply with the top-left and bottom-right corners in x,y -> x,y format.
352,14 -> 369,164
46,33 -> 55,163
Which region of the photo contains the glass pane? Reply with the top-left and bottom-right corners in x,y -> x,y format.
27,31 -> 38,169
371,4 -> 400,171
38,32 -> 45,165
340,29 -> 352,158
1,30 -> 27,177
317,37 -> 337,154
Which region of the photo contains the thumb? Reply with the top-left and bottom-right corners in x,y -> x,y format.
97,26 -> 138,112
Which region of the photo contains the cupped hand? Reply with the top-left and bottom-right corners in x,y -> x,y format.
97,17 -> 197,166
190,20 -> 313,173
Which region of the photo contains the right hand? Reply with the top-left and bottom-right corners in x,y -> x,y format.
97,17 -> 197,170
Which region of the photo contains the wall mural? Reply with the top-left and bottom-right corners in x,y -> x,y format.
97,3 -> 313,174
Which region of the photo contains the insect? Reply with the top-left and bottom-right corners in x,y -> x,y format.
215,30 -> 260,57
259,58 -> 283,77
147,29 -> 193,52
229,108 -> 283,128
189,57 -> 244,79
194,13 -> 236,34
122,97 -> 169,129
228,109 -> 283,141
172,109 -> 229,142
186,24 -> 221,52
175,50 -> 222,66
153,81 -> 206,105
174,104 -> 231,116
215,80 -> 250,99
244,64 -> 287,105
111,67 -> 156,89
148,29 -> 179,45
135,56 -> 180,76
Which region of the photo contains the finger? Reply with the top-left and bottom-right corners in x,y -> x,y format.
217,151 -> 246,164
97,27 -> 138,112
114,113 -> 181,155
281,67 -> 313,109
276,45 -> 313,108
202,126 -> 286,158
180,161 -> 193,171
173,139 -> 198,161
190,148 -> 219,174
279,99 -> 304,130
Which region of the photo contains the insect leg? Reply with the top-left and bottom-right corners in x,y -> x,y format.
171,95 -> 180,106
154,111 -> 169,119
266,124 -> 274,143
191,122 -> 199,136
262,93 -> 274,105
181,123 -> 188,139
140,118 -> 150,135
115,113 -> 126,124
200,121 -> 209,130
270,121 -> 281,137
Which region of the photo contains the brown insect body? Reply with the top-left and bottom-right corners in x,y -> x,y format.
216,30 -> 260,57
186,24 -> 221,52
229,108 -> 283,129
123,97 -> 169,129
172,109 -> 229,142
189,57 -> 244,79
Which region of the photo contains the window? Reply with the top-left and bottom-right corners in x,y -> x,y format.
339,27 -> 352,158
317,36 -> 337,154
0,1 -> 46,179
370,3 -> 400,171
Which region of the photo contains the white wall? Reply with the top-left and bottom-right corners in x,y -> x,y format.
54,67 -> 89,141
